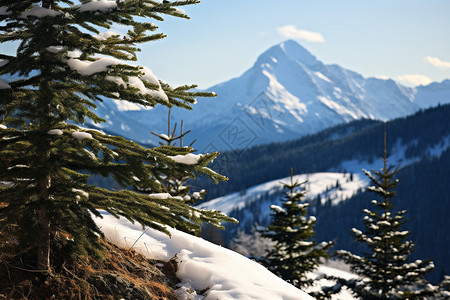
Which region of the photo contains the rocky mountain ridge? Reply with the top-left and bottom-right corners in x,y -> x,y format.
88,40 -> 450,151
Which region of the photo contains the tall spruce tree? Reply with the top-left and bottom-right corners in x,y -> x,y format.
260,168 -> 333,289
0,0 -> 235,274
337,132 -> 435,299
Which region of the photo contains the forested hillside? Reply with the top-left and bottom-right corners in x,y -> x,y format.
198,104 -> 450,284
200,103 -> 450,201
315,147 -> 450,283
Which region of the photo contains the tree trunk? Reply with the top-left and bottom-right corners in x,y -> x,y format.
37,176 -> 51,275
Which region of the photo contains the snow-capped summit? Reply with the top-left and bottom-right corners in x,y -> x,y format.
256,39 -> 321,68
88,40 -> 450,150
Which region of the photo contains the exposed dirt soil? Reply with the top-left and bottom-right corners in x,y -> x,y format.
0,226 -> 180,300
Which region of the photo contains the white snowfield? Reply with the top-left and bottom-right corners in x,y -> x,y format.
96,211 -> 314,300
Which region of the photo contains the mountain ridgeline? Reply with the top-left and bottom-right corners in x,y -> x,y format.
88,40 -> 450,151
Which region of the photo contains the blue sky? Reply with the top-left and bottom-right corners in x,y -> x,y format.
1,1 -> 449,89
141,0 -> 450,89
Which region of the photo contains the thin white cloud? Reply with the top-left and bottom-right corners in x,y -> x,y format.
395,74 -> 432,87
374,75 -> 390,80
424,56 -> 450,69
277,25 -> 325,43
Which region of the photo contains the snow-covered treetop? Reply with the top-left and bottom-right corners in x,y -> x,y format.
0,0 -> 207,117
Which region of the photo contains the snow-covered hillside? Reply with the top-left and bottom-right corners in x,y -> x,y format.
88,40 -> 450,150
95,211 -> 314,300
198,172 -> 368,227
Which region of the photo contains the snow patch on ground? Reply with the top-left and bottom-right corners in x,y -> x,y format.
427,135 -> 450,158
96,212 -> 313,300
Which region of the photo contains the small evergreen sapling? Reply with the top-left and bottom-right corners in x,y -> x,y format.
337,132 -> 435,299
138,108 -> 211,235
0,0 -> 235,274
260,168 -> 333,289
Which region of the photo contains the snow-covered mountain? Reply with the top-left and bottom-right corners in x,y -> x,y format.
89,40 -> 450,150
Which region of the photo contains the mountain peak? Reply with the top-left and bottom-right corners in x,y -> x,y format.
257,39 -> 320,67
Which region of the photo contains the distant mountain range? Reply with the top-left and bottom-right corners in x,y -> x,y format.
89,40 -> 450,151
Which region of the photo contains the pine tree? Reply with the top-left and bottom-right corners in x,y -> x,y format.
260,168 -> 333,289
142,108 -> 208,235
337,131 -> 435,299
0,0 -> 235,274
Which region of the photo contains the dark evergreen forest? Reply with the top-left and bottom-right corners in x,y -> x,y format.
199,103 -> 450,201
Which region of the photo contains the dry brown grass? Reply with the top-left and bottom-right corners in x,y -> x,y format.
0,226 -> 180,300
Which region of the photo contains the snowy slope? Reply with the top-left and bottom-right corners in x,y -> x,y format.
95,211 -> 314,300
196,172 -> 368,245
88,40 -> 450,150
198,172 -> 368,216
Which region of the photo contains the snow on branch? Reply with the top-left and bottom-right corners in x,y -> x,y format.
148,193 -> 172,200
72,131 -> 93,140
107,66 -> 169,101
19,6 -> 62,18
78,0 -> 117,12
66,57 -> 123,76
0,79 -> 10,89
270,204 -> 287,214
94,30 -> 120,41
0,6 -> 11,16
168,153 -> 202,165
47,129 -> 64,135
